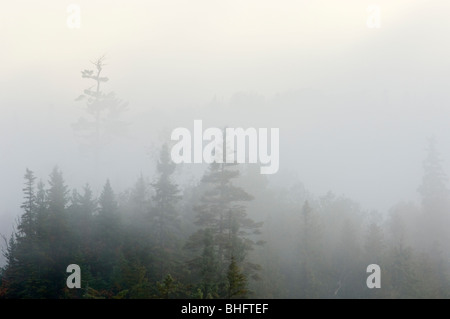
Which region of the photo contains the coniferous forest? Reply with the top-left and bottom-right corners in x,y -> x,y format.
1,138 -> 450,299
3,1 -> 450,301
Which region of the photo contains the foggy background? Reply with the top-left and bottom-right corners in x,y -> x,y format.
1,0 -> 450,268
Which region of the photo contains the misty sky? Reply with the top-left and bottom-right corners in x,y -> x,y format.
2,0 -> 450,243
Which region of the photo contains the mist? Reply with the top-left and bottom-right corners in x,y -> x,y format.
1,0 -> 450,298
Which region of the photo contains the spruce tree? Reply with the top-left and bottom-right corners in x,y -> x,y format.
151,144 -> 181,278
227,256 -> 248,298
18,169 -> 37,239
44,167 -> 70,297
95,179 -> 121,288
418,138 -> 450,252
297,201 -> 322,298
0,233 -> 19,297
186,134 -> 261,298
419,137 -> 449,210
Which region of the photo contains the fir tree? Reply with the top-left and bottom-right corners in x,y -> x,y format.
419,137 -> 449,209
186,133 -> 261,298
94,179 -> 121,288
151,144 -> 181,279
227,256 -> 248,298
18,169 -> 37,239
418,138 -> 450,251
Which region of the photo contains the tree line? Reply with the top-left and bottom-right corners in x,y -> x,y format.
1,139 -> 450,298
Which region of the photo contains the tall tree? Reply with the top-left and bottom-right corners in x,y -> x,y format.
1,169 -> 68,298
130,174 -> 151,218
227,256 -> 248,299
0,233 -> 19,297
198,229 -> 219,298
418,137 -> 449,211
18,169 -> 37,239
14,169 -> 40,298
73,55 -> 128,155
151,144 -> 182,279
45,167 -> 69,242
418,138 -> 450,250
68,184 -> 96,256
45,167 -> 70,297
94,179 -> 121,289
297,201 -> 323,298
186,134 -> 261,298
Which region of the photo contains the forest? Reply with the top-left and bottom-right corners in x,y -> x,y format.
1,137 -> 450,299
2,2 -> 450,299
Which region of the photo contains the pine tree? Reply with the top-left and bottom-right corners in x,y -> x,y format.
130,174 -> 151,218
227,256 -> 248,298
333,218 -> 364,298
156,274 -> 178,299
1,170 -> 59,298
386,244 -> 418,298
418,138 -> 450,251
199,229 -> 219,298
16,169 -> 38,288
79,184 -> 97,215
151,144 -> 181,279
68,184 -> 96,263
94,179 -> 121,287
0,233 -> 19,297
15,169 -> 41,298
186,134 -> 261,298
99,180 -> 118,216
45,167 -> 69,246
73,55 -> 128,153
18,169 -> 37,239
297,201 -> 322,298
43,167 -> 70,297
121,175 -> 156,287
97,179 -> 120,246
112,252 -> 150,298
419,137 -> 449,210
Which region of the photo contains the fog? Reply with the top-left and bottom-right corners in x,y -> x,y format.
1,1 -> 450,298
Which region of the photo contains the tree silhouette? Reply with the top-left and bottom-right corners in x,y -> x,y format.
73,55 -> 128,156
